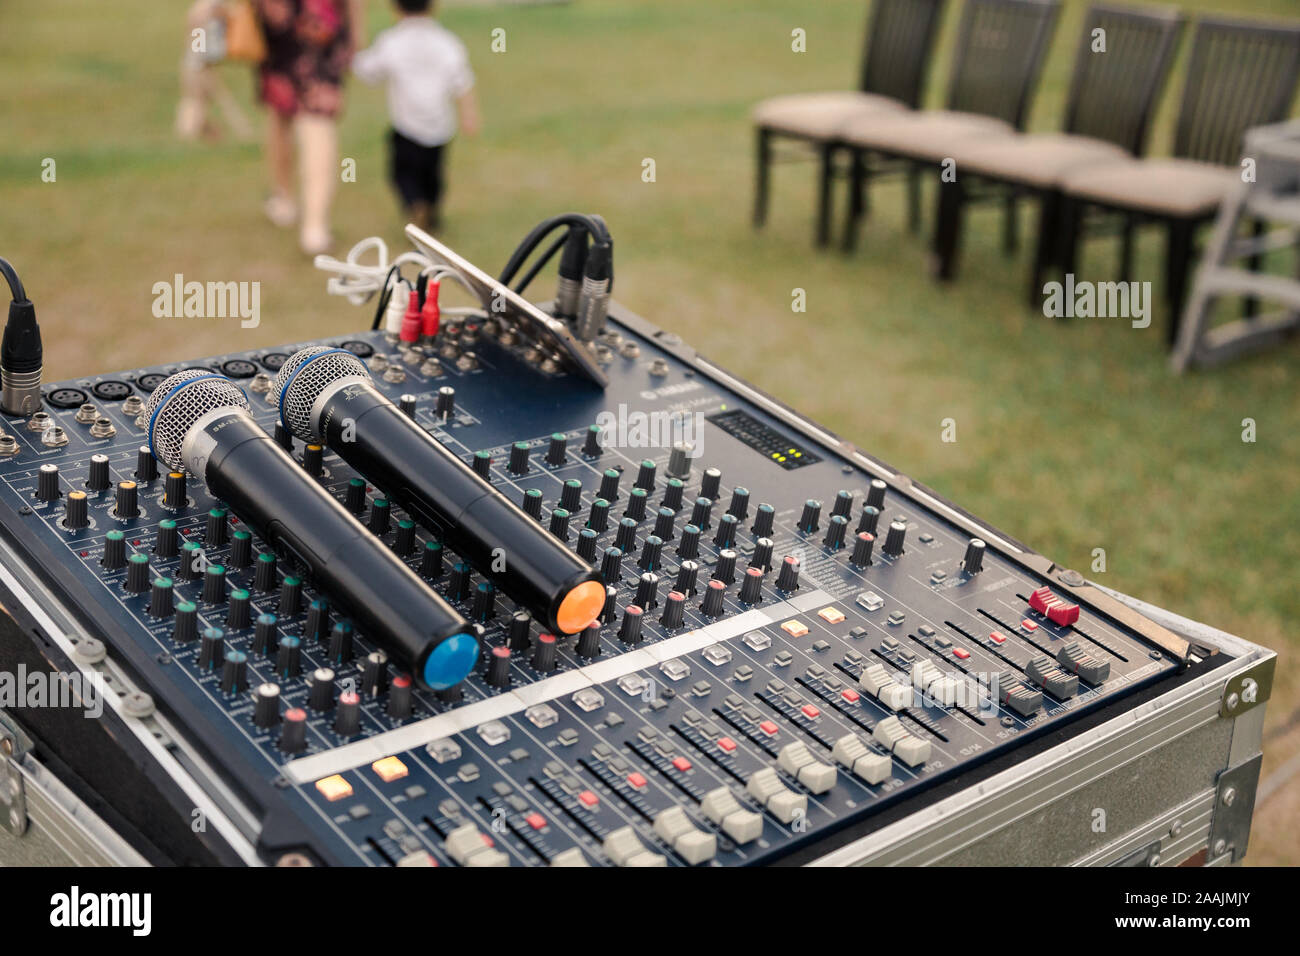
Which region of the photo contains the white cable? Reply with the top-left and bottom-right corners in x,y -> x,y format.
314,236 -> 479,306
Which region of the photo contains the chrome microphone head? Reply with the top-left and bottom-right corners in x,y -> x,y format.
273,346 -> 371,442
144,370 -> 250,470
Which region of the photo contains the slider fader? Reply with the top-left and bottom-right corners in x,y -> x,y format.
0,241 -> 1272,867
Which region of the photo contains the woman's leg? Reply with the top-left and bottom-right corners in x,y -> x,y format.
296,113 -> 337,254
265,110 -> 296,226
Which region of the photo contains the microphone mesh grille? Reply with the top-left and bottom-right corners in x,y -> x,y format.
273,346 -> 370,441
144,370 -> 250,469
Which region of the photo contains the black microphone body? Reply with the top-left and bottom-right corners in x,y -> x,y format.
148,373 -> 479,690
314,381 -> 602,634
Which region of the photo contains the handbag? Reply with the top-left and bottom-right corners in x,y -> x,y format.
223,1 -> 267,64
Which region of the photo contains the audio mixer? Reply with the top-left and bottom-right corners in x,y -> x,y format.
0,225 -> 1273,867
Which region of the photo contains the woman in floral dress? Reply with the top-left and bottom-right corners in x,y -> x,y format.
255,0 -> 364,254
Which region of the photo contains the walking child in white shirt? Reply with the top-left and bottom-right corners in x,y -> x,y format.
352,0 -> 481,230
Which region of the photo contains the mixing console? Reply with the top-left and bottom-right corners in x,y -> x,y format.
0,237 -> 1205,867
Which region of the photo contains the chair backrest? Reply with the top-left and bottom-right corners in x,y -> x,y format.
1061,4 -> 1184,154
859,0 -> 948,108
1173,17 -> 1300,167
945,0 -> 1061,129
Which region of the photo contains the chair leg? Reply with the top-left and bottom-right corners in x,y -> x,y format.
1243,217 -> 1264,318
907,163 -> 922,234
841,148 -> 868,253
815,143 -> 835,248
1165,219 -> 1195,349
1119,214 -> 1135,281
932,177 -> 965,281
1003,189 -> 1019,255
1030,191 -> 1062,309
753,127 -> 772,229
1051,197 -> 1082,319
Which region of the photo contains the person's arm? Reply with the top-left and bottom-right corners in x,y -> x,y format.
457,89 -> 481,138
347,0 -> 366,60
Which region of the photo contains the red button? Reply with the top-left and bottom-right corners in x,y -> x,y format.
627,772 -> 647,789
1021,619 -> 1038,632
842,688 -> 860,702
989,632 -> 1006,644
759,720 -> 779,737
480,832 -> 495,847
525,812 -> 546,830
577,790 -> 599,807
953,648 -> 970,660
671,756 -> 692,772
801,704 -> 820,718
717,736 -> 737,752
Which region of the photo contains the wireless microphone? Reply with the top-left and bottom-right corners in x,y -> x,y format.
273,348 -> 606,635
144,370 -> 480,690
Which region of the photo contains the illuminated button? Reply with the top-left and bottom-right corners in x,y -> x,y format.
758,720 -> 779,737
627,772 -> 647,789
841,688 -> 860,703
717,736 -> 737,752
989,631 -> 1006,644
780,619 -> 809,638
315,774 -> 353,802
801,704 -> 821,719
1021,619 -> 1038,632
371,756 -> 409,782
671,756 -> 692,772
817,606 -> 845,624
953,648 -> 970,660
577,790 -> 599,808
525,812 -> 547,830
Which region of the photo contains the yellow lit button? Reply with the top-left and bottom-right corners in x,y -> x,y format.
372,756 -> 409,783
781,619 -> 809,638
818,607 -> 846,624
316,774 -> 353,802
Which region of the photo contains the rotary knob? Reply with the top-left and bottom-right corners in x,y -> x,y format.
739,567 -> 764,604
587,497 -> 610,532
576,527 -> 599,562
883,520 -> 907,557
660,590 -> 686,628
420,540 -> 444,579
486,646 -> 512,687
618,605 -> 644,644
700,579 -> 726,617
508,441 -> 531,474
700,467 -> 722,500
963,538 -> 986,574
531,633 -> 558,672
546,433 -> 567,466
597,468 -> 620,501
776,555 -> 800,591
114,481 -> 139,519
254,682 -> 281,728
576,623 -> 602,658
521,488 -> 543,520
662,478 -> 685,512
751,503 -> 775,537
87,455 -> 110,492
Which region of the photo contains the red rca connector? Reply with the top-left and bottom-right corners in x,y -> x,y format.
420,278 -> 441,340
399,288 -> 421,343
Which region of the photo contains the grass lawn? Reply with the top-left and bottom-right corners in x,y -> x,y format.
2,0 -> 1297,863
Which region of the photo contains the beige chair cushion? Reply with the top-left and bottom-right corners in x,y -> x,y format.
1061,158 -> 1236,218
840,110 -> 1017,162
951,133 -> 1131,189
752,91 -> 907,140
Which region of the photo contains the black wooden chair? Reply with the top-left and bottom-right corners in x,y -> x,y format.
932,3 -> 1185,302
1056,16 -> 1300,345
752,0 -> 947,247
839,0 -> 1061,253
